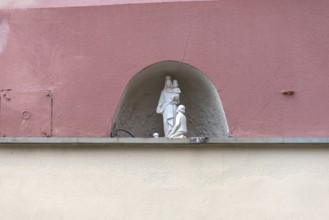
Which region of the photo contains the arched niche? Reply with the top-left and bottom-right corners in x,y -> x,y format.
112,60 -> 229,138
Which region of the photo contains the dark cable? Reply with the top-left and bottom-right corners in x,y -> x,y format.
116,129 -> 135,138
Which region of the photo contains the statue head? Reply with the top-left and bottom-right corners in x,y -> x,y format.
177,105 -> 185,113
165,76 -> 172,88
173,80 -> 179,88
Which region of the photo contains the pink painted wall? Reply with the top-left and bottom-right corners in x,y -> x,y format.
0,0 -> 329,137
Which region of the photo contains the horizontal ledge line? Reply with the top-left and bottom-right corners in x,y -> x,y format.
0,137 -> 328,146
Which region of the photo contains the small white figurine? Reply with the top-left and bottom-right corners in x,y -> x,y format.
168,105 -> 187,138
156,76 -> 181,137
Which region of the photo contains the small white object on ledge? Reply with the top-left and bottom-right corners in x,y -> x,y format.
153,133 -> 159,138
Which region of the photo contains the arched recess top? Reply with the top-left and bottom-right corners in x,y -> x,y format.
112,60 -> 229,138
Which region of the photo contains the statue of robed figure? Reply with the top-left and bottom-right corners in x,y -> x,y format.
156,76 -> 181,137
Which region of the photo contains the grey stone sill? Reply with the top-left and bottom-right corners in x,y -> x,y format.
0,137 -> 328,147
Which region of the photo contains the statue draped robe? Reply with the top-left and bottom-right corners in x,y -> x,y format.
156,88 -> 178,137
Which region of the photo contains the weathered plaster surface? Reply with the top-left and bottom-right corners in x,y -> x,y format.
1,1 -> 329,137
0,144 -> 328,219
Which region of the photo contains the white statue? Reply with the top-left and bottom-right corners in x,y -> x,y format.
168,105 -> 187,138
156,76 -> 180,137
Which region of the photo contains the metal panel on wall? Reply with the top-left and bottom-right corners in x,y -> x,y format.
0,90 -> 52,137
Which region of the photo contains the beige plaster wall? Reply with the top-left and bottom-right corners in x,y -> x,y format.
0,145 -> 328,219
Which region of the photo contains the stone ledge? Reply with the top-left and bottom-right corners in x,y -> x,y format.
0,137 -> 328,148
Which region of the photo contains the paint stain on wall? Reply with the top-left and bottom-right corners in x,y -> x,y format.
0,19 -> 9,54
